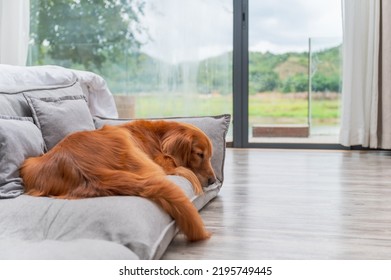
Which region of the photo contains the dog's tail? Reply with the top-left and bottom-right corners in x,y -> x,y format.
85,169 -> 211,242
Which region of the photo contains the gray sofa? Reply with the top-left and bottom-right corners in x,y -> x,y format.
0,64 -> 230,260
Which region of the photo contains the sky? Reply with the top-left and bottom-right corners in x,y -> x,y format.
248,0 -> 342,53
137,0 -> 342,63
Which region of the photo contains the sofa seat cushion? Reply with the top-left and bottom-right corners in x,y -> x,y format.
0,175 -> 213,260
0,238 -> 139,260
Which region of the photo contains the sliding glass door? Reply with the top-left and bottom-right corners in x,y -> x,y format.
29,0 -> 233,140
245,0 -> 343,146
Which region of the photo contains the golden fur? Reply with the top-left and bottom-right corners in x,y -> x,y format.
20,120 -> 216,241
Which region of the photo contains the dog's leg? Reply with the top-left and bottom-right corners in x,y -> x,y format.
94,169 -> 211,242
153,154 -> 203,194
172,167 -> 203,194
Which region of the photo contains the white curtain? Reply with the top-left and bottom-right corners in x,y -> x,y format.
378,1 -> 391,149
0,0 -> 30,66
339,0 -> 381,148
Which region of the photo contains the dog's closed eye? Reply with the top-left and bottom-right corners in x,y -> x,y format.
196,152 -> 204,159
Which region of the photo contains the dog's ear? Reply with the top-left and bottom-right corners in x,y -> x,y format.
161,131 -> 193,166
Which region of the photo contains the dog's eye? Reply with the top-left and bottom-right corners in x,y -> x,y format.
197,152 -> 204,159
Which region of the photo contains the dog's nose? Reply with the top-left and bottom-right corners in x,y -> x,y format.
208,177 -> 216,185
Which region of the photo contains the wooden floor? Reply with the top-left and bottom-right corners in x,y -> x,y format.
162,148 -> 391,259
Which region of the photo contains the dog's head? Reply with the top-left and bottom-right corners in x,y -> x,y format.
162,122 -> 216,188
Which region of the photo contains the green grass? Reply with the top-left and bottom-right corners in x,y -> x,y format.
249,95 -> 340,124
134,94 -> 233,118
131,93 -> 340,126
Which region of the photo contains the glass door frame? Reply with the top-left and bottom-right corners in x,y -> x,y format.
232,0 -> 345,149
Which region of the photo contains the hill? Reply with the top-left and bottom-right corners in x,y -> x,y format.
196,45 -> 341,95
31,44 -> 341,95
248,46 -> 341,95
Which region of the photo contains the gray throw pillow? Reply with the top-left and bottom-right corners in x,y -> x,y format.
0,115 -> 45,199
24,95 -> 96,150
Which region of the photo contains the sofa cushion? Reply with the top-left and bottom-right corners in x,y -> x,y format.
0,64 -> 118,119
24,94 -> 95,150
0,116 -> 45,199
94,114 -> 231,186
0,77 -> 82,119
0,65 -> 77,94
0,238 -> 139,260
0,175 -> 203,260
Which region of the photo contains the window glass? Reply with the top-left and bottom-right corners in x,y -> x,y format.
248,0 -> 342,143
29,0 -> 233,129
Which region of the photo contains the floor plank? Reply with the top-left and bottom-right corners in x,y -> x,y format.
162,148 -> 391,259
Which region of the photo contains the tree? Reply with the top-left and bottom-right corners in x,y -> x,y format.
30,0 -> 146,70
249,71 -> 279,94
281,74 -> 306,93
312,73 -> 341,92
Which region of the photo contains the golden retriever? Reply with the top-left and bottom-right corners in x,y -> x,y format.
20,120 -> 216,241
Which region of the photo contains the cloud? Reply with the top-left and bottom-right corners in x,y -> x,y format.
138,0 -> 232,63
249,0 -> 342,53
138,0 -> 342,62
